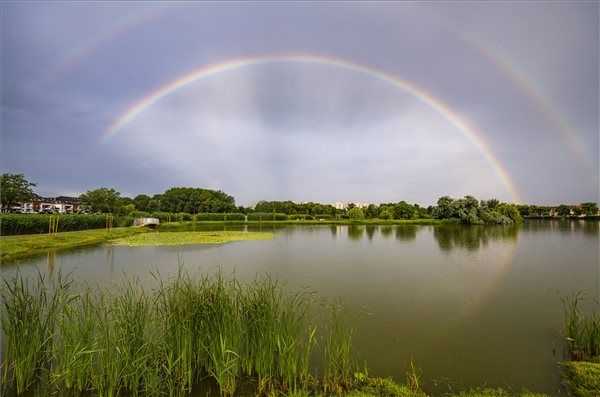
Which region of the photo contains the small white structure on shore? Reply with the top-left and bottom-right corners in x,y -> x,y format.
133,218 -> 160,227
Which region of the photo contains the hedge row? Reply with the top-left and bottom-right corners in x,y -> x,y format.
0,214 -> 133,236
246,212 -> 288,221
194,213 -> 246,221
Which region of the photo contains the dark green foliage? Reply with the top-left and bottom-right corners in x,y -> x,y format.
0,214 -> 133,235
132,194 -> 151,212
432,196 -> 522,225
194,213 -> 246,221
158,187 -> 236,213
247,212 -> 289,221
79,188 -> 123,214
254,201 -> 337,216
0,174 -> 36,209
348,207 -> 365,220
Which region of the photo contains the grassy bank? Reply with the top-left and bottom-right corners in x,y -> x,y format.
560,362 -> 600,397
0,270 -> 551,397
0,227 -> 146,263
111,230 -> 273,246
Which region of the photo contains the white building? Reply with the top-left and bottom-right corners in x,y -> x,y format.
334,202 -> 370,210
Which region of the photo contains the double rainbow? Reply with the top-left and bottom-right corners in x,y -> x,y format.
105,53 -> 521,202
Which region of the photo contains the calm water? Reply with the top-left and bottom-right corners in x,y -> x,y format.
2,220 -> 599,395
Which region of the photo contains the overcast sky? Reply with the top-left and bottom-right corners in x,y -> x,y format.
1,1 -> 598,206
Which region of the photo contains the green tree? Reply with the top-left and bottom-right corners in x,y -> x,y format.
365,204 -> 379,219
497,203 -> 523,223
379,207 -> 394,220
434,196 -> 454,219
79,188 -> 122,213
393,201 -> 416,219
0,173 -> 36,210
133,194 -> 151,212
580,202 -> 598,216
557,204 -> 571,217
348,207 -> 365,220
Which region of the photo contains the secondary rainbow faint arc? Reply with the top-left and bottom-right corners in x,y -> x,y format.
105,53 -> 521,202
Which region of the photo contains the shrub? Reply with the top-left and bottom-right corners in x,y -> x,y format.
194,213 -> 246,221
348,208 -> 365,220
0,214 -> 132,235
247,212 -> 288,221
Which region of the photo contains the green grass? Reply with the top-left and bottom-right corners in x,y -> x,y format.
0,227 -> 146,263
560,361 -> 600,397
110,230 -> 273,246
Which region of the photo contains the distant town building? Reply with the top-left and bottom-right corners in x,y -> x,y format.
334,202 -> 369,210
11,195 -> 81,214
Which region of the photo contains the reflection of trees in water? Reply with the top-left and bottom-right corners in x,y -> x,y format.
395,225 -> 417,242
365,225 -> 376,241
380,225 -> 393,238
433,225 -> 519,252
329,225 -> 337,238
522,219 -> 599,236
348,225 -> 365,240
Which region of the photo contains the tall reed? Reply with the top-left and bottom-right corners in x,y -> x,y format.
1,272 -> 68,394
1,270 -> 357,396
562,292 -> 600,360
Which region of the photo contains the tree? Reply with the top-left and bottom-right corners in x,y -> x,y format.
0,173 -> 36,210
133,194 -> 151,212
79,188 -> 123,213
580,202 -> 598,216
557,204 -> 571,217
497,203 -> 523,223
365,204 -> 379,219
348,207 -> 365,220
379,207 -> 394,220
393,201 -> 416,219
434,196 -> 454,219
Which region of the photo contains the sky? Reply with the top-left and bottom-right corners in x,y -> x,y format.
1,1 -> 598,206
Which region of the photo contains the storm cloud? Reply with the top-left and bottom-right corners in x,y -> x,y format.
1,2 -> 598,205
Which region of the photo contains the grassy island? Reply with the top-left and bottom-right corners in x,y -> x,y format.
111,230 -> 273,246
0,227 -> 146,263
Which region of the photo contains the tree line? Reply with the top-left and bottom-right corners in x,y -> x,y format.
1,174 -> 597,224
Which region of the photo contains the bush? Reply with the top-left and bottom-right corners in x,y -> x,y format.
289,214 -> 314,220
0,214 -> 133,235
247,212 -> 288,221
313,214 -> 334,220
194,213 -> 246,221
348,207 -> 365,220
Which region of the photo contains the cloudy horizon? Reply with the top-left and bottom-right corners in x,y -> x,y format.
1,2 -> 598,206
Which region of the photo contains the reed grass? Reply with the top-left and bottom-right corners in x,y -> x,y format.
562,292 -> 600,361
0,270 -> 358,396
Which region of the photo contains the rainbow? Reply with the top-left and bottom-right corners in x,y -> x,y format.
461,34 -> 591,168
105,53 -> 521,202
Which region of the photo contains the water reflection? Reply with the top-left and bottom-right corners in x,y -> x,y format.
433,225 -> 519,252
395,225 -> 417,242
347,225 -> 364,240
365,225 -> 376,241
380,225 -> 393,238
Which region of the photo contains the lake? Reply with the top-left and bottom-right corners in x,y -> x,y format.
1,220 -> 598,396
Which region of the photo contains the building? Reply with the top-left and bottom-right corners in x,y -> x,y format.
14,195 -> 81,214
334,202 -> 370,210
